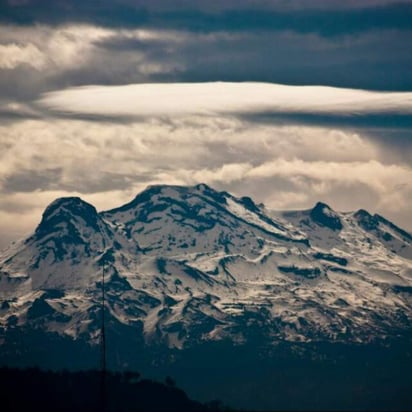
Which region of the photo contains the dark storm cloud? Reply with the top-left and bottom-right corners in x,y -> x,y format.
166,29 -> 412,91
41,26 -> 411,91
1,2 -> 412,93
151,5 -> 412,37
1,0 -> 411,37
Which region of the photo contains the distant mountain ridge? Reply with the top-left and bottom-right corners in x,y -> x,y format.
1,183 -> 412,358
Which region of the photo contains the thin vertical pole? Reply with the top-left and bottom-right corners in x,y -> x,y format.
100,262 -> 106,411
101,262 -> 106,373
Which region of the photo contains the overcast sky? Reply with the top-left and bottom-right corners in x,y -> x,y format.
0,0 -> 411,249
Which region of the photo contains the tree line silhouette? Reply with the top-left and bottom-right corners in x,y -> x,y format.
0,367 -> 228,412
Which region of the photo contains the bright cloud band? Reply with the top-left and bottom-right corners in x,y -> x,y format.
38,82 -> 412,118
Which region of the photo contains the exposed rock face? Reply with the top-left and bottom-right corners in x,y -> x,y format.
310,202 -> 343,231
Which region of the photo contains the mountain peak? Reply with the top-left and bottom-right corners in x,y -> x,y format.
194,182 -> 212,192
41,196 -> 97,220
355,208 -> 371,217
105,183 -> 229,215
354,208 -> 379,231
354,209 -> 412,243
193,183 -> 229,204
313,201 -> 331,209
239,196 -> 260,213
35,196 -> 100,238
310,201 -> 343,231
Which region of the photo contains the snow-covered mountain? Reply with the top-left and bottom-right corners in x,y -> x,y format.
1,184 -> 412,353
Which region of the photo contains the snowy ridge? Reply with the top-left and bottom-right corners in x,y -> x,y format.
0,184 -> 411,349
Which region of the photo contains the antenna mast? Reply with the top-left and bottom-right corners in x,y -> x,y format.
101,262 -> 106,373
100,261 -> 107,411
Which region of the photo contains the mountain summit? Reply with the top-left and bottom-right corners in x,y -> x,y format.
1,184 -> 411,357
309,201 -> 343,231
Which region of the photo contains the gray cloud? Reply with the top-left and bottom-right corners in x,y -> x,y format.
0,115 -> 410,251
0,4 -> 411,249
363,129 -> 412,165
2,168 -> 62,193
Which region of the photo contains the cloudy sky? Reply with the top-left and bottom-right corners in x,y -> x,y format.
0,0 -> 411,248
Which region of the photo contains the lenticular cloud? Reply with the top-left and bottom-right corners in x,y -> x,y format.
38,82 -> 412,118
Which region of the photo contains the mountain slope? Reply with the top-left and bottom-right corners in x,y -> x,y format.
1,184 -> 411,353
